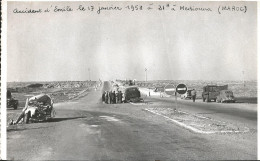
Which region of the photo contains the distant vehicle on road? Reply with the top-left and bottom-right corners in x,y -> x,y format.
7,90 -> 18,110
122,86 -> 143,103
153,86 -> 164,92
216,90 -> 236,103
181,89 -> 192,99
202,85 -> 228,102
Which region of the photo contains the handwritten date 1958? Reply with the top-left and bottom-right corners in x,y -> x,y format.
125,5 -> 143,11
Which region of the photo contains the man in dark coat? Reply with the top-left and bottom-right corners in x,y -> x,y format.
112,91 -> 116,103
102,91 -> 105,103
105,91 -> 109,104
191,89 -> 197,102
109,90 -> 113,104
117,91 -> 122,103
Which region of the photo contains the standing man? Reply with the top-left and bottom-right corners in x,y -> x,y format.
105,91 -> 109,104
102,91 -> 105,103
191,89 -> 197,102
118,91 -> 123,103
109,90 -> 113,104
112,91 -> 116,104
115,91 -> 118,104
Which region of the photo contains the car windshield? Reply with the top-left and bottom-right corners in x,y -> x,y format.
225,91 -> 233,95
127,88 -> 138,92
209,86 -> 218,92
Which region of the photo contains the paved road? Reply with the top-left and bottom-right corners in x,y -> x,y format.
149,96 -> 257,129
7,81 -> 257,160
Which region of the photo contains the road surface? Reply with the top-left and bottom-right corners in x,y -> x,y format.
7,81 -> 257,160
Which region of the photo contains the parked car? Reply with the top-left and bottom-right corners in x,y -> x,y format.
122,86 -> 143,103
181,90 -> 192,99
216,90 -> 235,103
7,90 -> 18,110
153,86 -> 164,92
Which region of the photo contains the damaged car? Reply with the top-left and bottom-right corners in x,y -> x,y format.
10,94 -> 56,125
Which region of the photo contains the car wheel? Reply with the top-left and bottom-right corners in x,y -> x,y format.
24,112 -> 30,124
203,97 -> 205,102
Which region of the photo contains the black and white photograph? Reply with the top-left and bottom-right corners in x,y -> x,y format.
2,1 -> 258,160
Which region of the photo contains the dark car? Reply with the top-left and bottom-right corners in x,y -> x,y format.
7,90 -> 19,110
216,90 -> 235,103
122,86 -> 143,103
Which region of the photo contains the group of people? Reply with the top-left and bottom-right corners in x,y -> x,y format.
102,90 -> 123,104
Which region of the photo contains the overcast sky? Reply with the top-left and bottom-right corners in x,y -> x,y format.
7,1 -> 257,82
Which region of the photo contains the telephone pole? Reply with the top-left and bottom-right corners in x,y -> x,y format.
145,68 -> 147,82
242,70 -> 245,96
88,68 -> 91,81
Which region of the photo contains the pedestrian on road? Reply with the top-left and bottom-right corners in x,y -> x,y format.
112,91 -> 117,103
102,91 -> 105,103
115,91 -> 118,104
109,90 -> 113,104
191,89 -> 197,102
105,91 -> 109,104
118,91 -> 122,103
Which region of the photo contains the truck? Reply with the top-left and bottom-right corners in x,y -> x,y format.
121,86 -> 143,103
202,85 -> 228,102
7,90 -> 19,110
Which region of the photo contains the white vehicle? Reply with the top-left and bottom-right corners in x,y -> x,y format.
23,94 -> 55,123
181,90 -> 192,99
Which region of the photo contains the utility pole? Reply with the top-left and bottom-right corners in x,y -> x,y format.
88,68 -> 91,81
242,70 -> 245,96
145,68 -> 147,82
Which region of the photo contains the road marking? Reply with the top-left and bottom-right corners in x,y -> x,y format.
144,108 -> 249,134
129,102 -> 148,105
99,116 -> 120,122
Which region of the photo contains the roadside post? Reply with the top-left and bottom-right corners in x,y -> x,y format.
175,84 -> 188,110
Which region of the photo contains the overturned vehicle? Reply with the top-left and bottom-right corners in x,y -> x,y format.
10,94 -> 55,125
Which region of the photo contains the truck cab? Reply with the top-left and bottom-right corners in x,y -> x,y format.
7,90 -> 19,109
202,85 -> 228,102
121,86 -> 143,103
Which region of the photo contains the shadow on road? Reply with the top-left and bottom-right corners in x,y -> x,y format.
235,97 -> 257,104
7,126 -> 50,132
48,116 -> 86,122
